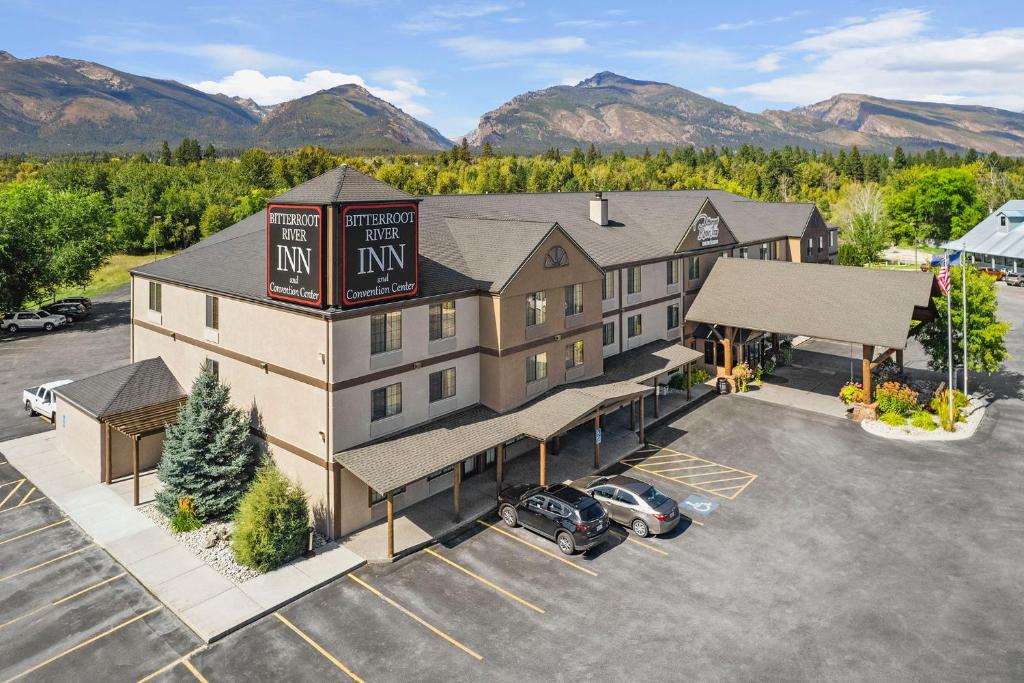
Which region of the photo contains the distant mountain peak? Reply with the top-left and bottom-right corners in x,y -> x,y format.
0,50 -> 16,62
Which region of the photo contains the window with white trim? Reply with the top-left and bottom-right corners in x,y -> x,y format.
429,300 -> 456,341
205,295 -> 219,330
667,303 -> 679,329
148,282 -> 162,312
688,256 -> 700,280
602,271 -> 615,300
667,260 -> 679,286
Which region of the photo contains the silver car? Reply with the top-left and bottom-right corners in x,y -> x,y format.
1,310 -> 67,333
571,475 -> 680,537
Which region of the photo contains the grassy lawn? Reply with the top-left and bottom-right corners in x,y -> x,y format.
31,251 -> 178,306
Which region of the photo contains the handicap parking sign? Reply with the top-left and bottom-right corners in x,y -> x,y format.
680,495 -> 719,519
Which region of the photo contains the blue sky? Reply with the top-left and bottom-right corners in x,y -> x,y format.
3,1 -> 1023,138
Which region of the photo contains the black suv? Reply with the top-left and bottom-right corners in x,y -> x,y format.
43,302 -> 88,321
497,483 -> 609,554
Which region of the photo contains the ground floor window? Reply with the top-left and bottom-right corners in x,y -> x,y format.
627,314 -> 642,338
603,321 -> 615,346
371,382 -> 402,421
369,485 -> 406,506
526,352 -> 548,383
429,367 -> 456,402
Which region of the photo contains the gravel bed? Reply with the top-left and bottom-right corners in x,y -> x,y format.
139,503 -> 329,584
861,399 -> 987,442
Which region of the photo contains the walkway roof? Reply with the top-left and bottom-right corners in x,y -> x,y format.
685,259 -> 938,350
55,358 -> 185,420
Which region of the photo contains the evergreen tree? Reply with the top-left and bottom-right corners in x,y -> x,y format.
459,137 -> 471,162
481,141 -> 494,159
892,146 -> 907,169
159,140 -> 172,165
204,143 -> 217,160
155,367 -> 261,520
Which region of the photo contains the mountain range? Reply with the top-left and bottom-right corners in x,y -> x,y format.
1,52 -> 1022,156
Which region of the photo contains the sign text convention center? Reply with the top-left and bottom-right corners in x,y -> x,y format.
51,166 -> 939,554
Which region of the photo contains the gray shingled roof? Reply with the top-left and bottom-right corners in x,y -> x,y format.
55,358 -> 185,419
600,340 -> 703,384
271,165 -> 413,204
685,259 -> 937,350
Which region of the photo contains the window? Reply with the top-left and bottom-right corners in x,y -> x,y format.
602,321 -> 615,346
687,256 -> 700,281
370,485 -> 406,506
666,303 -> 679,329
526,291 -> 547,326
526,352 -> 548,383
429,300 -> 456,341
564,283 -> 583,316
205,295 -> 219,329
371,382 -> 402,421
627,266 -> 641,294
667,260 -> 679,286
829,230 -> 836,247
370,311 -> 402,354
739,247 -> 749,258
760,243 -> 769,260
807,238 -> 814,257
627,314 -> 642,338
602,271 -> 615,300
148,282 -> 162,312
204,358 -> 219,380
614,489 -> 640,506
429,367 -> 456,402
565,340 -> 584,369
818,236 -> 824,253
1000,215 -> 1007,227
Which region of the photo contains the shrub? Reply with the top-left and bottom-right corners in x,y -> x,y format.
170,497 -> 202,533
911,411 -> 938,431
875,382 -> 919,416
880,412 -> 906,427
233,464 -> 310,572
930,389 -> 968,431
690,367 -> 711,384
732,363 -> 753,392
839,381 -> 864,405
667,372 -> 685,390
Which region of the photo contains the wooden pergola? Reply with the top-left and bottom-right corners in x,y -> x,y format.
103,397 -> 185,505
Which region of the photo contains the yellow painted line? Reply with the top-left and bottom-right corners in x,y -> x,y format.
0,519 -> 68,546
0,573 -> 127,631
703,483 -> 749,493
690,475 -> 752,487
274,612 -> 364,682
687,518 -> 705,526
136,646 -> 208,683
0,497 -> 43,515
0,460 -> 8,466
0,545 -> 93,583
349,574 -> 483,660
674,469 -> 735,480
0,480 -> 25,508
16,487 -> 36,506
642,464 -> 717,475
608,529 -> 669,557
477,520 -> 598,577
3,606 -> 161,682
425,547 -> 545,614
0,478 -> 25,489
182,659 -> 209,683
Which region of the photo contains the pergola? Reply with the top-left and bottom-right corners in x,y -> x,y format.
103,397 -> 185,505
686,258 -> 939,399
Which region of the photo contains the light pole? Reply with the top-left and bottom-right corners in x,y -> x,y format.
912,220 -> 920,266
152,215 -> 163,259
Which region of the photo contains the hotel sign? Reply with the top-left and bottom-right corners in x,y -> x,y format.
340,203 -> 419,307
694,213 -> 720,246
267,204 -> 323,307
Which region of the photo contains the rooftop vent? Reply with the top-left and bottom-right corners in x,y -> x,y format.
590,191 -> 608,226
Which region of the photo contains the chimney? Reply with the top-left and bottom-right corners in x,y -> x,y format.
590,191 -> 608,226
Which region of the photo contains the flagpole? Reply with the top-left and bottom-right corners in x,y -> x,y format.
946,253 -> 954,421
961,246 -> 968,397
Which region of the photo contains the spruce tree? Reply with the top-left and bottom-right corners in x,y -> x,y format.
155,367 -> 261,520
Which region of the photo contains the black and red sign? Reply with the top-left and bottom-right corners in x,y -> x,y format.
266,204 -> 324,307
340,203 -> 419,307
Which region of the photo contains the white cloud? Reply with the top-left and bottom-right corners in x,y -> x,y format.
190,69 -> 432,116
625,44 -> 741,70
735,10 -> 1024,111
753,53 -> 782,73
441,36 -> 587,59
399,3 -> 511,33
76,37 -> 300,71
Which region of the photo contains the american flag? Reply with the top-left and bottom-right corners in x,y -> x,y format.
937,258 -> 951,295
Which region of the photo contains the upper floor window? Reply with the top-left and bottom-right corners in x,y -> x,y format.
429,367 -> 456,402
564,284 -> 583,317
627,266 -> 642,294
627,314 -> 642,338
526,352 -> 548,383
602,271 -> 615,300
205,295 -> 219,330
526,291 -> 547,327
370,311 -> 402,355
429,300 -> 456,341
667,303 -> 680,330
687,256 -> 700,281
148,282 -> 162,313
602,321 -> 615,346
565,340 -> 584,369
667,260 -> 679,286
371,382 -> 402,421
544,246 -> 569,268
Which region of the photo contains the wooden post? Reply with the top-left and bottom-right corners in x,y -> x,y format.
686,362 -> 692,400
862,344 -> 874,402
386,492 -> 395,560
495,443 -> 504,495
722,336 -> 734,376
638,393 -> 646,444
332,463 -> 342,540
593,414 -> 601,469
104,422 -> 112,484
453,462 -> 462,519
629,400 -> 636,430
653,380 -> 660,418
132,435 -> 140,506
896,349 -> 904,371
539,439 -> 547,486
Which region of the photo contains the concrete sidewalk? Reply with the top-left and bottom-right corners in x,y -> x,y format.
0,431 -> 364,642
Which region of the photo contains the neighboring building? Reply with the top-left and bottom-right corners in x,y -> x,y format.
55,166 -> 837,540
943,200 -> 1024,273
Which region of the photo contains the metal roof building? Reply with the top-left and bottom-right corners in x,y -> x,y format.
943,200 -> 1024,272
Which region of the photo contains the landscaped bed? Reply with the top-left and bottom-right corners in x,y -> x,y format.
861,398 -> 986,441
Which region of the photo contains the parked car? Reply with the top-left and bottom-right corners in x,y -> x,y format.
54,296 -> 92,310
497,483 -> 609,554
43,302 -> 88,321
1,310 -> 68,333
571,474 -> 680,537
1004,272 -> 1024,287
23,380 -> 72,420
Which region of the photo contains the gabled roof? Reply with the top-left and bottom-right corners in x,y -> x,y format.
686,259 -> 937,350
943,200 -> 1024,261
54,357 -> 185,419
270,165 -> 414,205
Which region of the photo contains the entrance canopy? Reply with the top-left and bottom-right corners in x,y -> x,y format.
686,259 -> 938,350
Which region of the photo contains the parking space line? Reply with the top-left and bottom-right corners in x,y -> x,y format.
424,547 -> 545,614
0,497 -> 43,515
690,475 -> 751,487
349,574 -> 483,661
0,545 -> 93,583
643,464 -> 715,474
0,519 -> 68,546
136,646 -> 208,683
477,521 -> 598,577
182,659 -> 209,683
3,606 -> 162,682
674,469 -> 735,479
608,530 -> 669,557
274,612 -> 364,681
16,487 -> 35,507
0,573 -> 127,631
0,480 -> 25,508
0,478 -> 24,489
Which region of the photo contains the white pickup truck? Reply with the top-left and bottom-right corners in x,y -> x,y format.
23,380 -> 72,420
